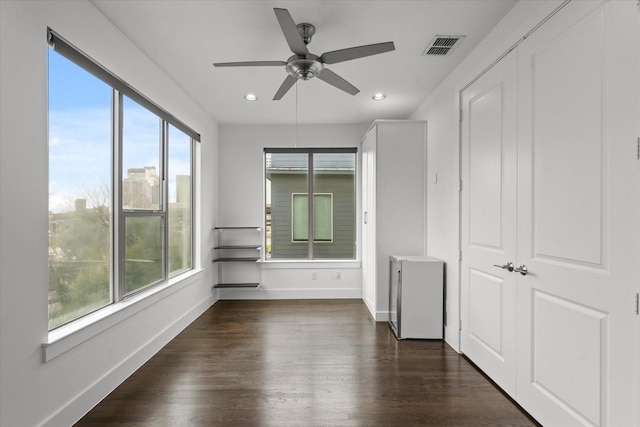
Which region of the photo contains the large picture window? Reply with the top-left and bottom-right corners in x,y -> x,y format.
47,29 -> 198,330
265,148 -> 356,260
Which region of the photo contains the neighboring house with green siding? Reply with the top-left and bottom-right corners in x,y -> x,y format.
266,153 -> 355,260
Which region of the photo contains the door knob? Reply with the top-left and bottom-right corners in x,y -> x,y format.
514,265 -> 528,276
493,262 -> 514,272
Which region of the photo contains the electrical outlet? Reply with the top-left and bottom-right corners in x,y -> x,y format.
312,271 -> 318,280
336,272 -> 342,280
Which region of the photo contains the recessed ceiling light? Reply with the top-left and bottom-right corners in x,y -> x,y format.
244,93 -> 258,101
372,93 -> 386,101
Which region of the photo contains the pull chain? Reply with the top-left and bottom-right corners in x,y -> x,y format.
295,80 -> 298,148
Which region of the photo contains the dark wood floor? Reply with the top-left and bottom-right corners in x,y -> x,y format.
75,299 -> 539,426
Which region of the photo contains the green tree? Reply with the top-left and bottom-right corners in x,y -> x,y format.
48,185 -> 111,329
124,216 -> 163,294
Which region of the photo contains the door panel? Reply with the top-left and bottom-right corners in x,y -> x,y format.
531,290 -> 606,426
517,1 -> 638,425
468,269 -> 505,357
461,50 -> 518,397
469,83 -> 506,251
531,1 -> 606,267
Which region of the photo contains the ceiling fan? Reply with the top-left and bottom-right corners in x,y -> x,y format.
213,8 -> 395,100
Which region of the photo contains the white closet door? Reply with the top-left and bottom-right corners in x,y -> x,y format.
361,131 -> 377,313
516,1 -> 639,425
460,51 -> 518,397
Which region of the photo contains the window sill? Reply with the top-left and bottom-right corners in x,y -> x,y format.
261,260 -> 361,269
42,268 -> 204,363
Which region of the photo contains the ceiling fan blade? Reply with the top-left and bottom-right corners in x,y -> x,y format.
317,69 -> 359,96
273,75 -> 298,100
213,61 -> 286,67
274,8 -> 308,56
320,41 -> 395,64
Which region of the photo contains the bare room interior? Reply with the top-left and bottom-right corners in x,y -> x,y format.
1,1 -> 639,426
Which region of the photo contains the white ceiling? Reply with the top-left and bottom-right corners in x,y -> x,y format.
90,0 -> 517,125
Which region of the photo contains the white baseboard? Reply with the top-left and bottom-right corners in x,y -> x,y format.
41,294 -> 216,427
217,287 -> 361,300
362,294 -> 376,320
375,310 -> 389,322
361,296 -> 390,322
444,324 -> 460,352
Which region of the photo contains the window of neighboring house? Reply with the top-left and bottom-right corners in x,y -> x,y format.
292,193 -> 333,242
264,148 -> 356,260
47,29 -> 198,330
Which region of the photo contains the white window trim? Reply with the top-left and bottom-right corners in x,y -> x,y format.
42,268 -> 204,363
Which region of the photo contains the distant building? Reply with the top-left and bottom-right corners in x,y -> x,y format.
176,175 -> 191,205
123,166 -> 159,209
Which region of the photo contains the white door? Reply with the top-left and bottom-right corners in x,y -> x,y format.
516,1 -> 638,425
460,51 -> 518,397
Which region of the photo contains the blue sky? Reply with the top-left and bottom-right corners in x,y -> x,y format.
48,49 -> 191,213
48,49 -> 111,110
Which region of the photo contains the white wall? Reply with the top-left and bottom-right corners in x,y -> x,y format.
218,124 -> 369,299
409,0 -> 565,351
0,1 -> 218,426
0,1 -> 574,424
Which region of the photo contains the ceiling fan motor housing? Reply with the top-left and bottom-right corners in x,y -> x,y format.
286,54 -> 324,80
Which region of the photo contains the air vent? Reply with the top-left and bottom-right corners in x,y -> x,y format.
422,35 -> 465,56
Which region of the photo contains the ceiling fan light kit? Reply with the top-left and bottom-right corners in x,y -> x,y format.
213,8 -> 395,100
285,54 -> 323,80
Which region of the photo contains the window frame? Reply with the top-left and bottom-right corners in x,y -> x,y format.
47,28 -> 198,329
117,97 -> 168,299
264,147 -> 357,261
